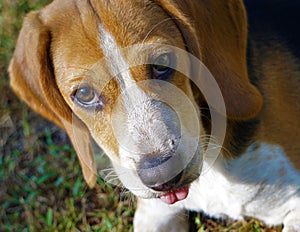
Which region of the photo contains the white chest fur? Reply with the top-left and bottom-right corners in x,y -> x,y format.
182,143 -> 300,226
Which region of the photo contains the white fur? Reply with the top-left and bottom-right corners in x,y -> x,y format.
185,143 -> 300,223
98,23 -> 134,90
134,198 -> 188,232
98,23 -> 159,158
98,23 -> 150,114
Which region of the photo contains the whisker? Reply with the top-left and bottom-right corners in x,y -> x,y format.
104,171 -> 118,179
105,176 -> 120,183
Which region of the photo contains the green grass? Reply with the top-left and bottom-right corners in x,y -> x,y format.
0,1 -> 283,231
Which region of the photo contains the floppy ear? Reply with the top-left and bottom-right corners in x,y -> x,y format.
8,11 -> 97,188
154,0 -> 263,120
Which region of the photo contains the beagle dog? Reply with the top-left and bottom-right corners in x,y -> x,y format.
8,0 -> 300,231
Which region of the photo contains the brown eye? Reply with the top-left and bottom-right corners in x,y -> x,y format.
152,53 -> 175,79
76,87 -> 96,104
72,85 -> 105,110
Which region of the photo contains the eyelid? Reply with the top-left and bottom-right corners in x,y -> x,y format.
150,52 -> 176,68
71,82 -> 92,92
149,47 -> 174,63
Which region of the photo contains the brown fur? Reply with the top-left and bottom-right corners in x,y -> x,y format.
250,40 -> 300,170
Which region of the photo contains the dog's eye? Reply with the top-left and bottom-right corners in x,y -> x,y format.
71,86 -> 105,111
152,53 -> 174,79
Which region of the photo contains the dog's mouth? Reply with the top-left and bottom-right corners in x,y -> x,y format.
149,169 -> 190,204
110,148 -> 201,203
155,170 -> 196,204
159,186 -> 190,204
151,152 -> 201,204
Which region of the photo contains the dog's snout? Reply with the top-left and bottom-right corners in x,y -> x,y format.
137,152 -> 184,191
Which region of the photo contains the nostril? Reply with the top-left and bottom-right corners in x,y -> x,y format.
168,136 -> 180,150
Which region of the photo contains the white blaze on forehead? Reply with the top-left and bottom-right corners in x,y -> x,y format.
98,23 -> 134,90
98,23 -> 149,107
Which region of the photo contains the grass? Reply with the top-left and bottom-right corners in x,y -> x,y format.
0,1 -> 283,231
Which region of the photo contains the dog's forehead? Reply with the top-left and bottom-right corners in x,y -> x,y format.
45,0 -> 180,69
88,0 -> 174,46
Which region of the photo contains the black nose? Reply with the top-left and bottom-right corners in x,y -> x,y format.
137,154 -> 184,191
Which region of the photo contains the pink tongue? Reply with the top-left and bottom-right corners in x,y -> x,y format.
160,187 -> 189,204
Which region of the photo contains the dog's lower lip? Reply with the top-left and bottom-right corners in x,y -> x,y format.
159,186 -> 189,205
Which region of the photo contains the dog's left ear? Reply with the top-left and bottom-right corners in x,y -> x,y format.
8,11 -> 97,188
154,0 -> 263,120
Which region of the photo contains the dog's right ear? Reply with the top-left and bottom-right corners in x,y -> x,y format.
8,11 -> 97,188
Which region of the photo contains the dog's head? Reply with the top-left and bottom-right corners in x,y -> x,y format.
9,0 -> 262,203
